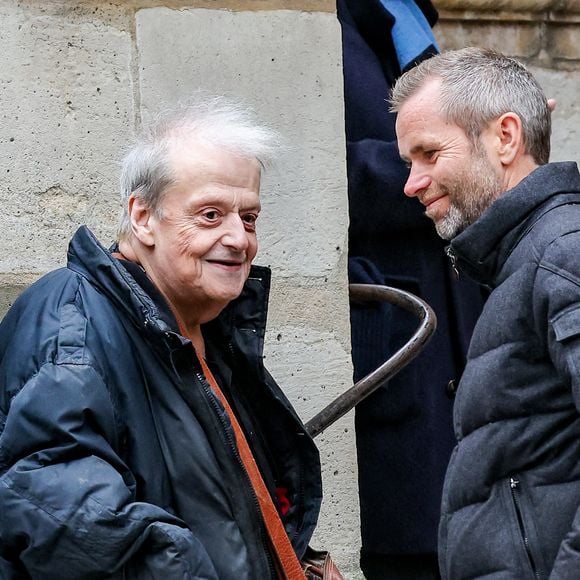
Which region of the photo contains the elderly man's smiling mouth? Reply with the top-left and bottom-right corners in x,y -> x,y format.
205,257 -> 245,270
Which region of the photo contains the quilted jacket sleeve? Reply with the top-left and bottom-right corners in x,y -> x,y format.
547,302 -> 580,580
0,362 -> 218,580
537,234 -> 580,579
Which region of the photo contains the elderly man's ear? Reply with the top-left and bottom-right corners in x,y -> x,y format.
128,194 -> 156,247
548,98 -> 557,112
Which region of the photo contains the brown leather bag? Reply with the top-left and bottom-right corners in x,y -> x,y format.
302,547 -> 344,579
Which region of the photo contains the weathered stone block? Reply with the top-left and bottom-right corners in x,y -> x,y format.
547,24 -> 580,61
434,0 -> 555,10
531,66 -> 580,164
0,2 -> 133,273
136,8 -> 348,279
556,0 -> 580,15
436,20 -> 542,58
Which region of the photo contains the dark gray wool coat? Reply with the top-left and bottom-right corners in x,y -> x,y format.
440,162 -> 580,579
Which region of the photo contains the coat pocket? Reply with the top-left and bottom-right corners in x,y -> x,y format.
552,306 -> 580,343
507,476 -> 545,579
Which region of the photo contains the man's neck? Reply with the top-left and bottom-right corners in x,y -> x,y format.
117,238 -> 140,264
503,156 -> 540,192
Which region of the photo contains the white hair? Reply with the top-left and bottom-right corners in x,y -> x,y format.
117,96 -> 280,240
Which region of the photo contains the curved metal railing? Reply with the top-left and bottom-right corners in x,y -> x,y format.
305,284 -> 437,438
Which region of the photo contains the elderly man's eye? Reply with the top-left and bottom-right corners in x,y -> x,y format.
242,213 -> 258,230
202,210 -> 220,221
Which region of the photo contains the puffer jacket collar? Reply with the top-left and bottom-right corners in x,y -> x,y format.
67,226 -> 272,358
449,162 -> 580,286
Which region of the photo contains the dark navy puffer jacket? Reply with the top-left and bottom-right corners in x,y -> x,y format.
440,162 -> 580,579
0,226 -> 322,579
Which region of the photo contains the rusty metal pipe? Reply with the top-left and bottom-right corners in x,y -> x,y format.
305,284 -> 437,438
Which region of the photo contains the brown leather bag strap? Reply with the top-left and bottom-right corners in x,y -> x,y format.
198,356 -> 305,580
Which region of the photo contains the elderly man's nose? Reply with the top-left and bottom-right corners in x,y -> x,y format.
223,216 -> 250,249
404,170 -> 431,198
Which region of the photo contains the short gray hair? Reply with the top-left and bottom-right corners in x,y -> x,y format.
390,47 -> 551,164
118,96 -> 279,240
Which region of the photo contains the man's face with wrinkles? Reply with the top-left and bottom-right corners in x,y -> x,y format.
396,78 -> 503,239
139,143 -> 262,323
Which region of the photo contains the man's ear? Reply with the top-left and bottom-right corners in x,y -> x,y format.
128,194 -> 155,247
495,112 -> 524,166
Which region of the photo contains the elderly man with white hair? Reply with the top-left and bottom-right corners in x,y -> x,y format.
0,98 -> 325,579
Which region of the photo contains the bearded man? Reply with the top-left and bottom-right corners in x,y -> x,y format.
392,47 -> 580,579
0,98 -> 322,578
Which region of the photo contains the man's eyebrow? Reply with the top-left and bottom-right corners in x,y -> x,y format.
185,193 -> 261,211
241,200 -> 262,212
410,143 -> 435,154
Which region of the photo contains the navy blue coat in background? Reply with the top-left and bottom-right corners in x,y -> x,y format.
337,0 -> 487,559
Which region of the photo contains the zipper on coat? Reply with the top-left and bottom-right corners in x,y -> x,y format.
195,368 -> 277,579
509,477 -> 541,579
445,246 -> 460,278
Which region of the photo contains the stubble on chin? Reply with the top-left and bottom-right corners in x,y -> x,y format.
433,151 -> 503,241
434,204 -> 469,240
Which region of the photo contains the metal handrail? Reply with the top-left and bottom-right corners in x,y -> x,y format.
305,284 -> 437,438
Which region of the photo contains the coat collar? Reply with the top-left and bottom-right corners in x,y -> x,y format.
450,162 -> 580,286
66,226 -> 271,355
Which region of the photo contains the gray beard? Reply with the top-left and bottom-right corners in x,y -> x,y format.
433,146 -> 503,240
435,204 -> 470,240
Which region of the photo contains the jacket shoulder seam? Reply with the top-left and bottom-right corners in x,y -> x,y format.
537,231 -> 580,289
